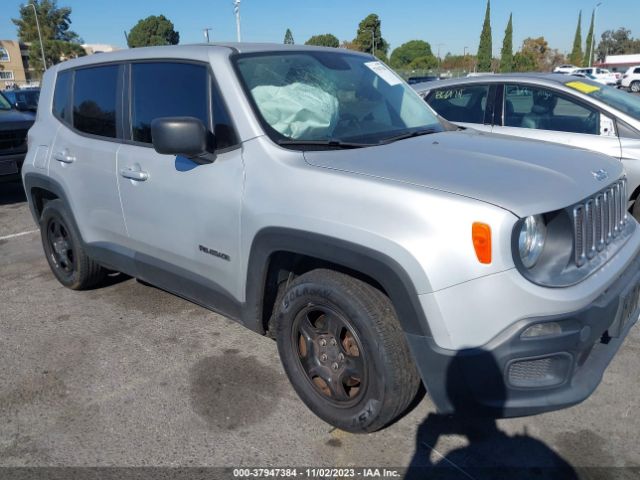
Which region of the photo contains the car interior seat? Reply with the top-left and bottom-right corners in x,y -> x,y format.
521,90 -> 557,130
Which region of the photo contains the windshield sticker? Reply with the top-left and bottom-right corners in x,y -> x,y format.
565,81 -> 601,94
434,89 -> 464,100
364,61 -> 402,86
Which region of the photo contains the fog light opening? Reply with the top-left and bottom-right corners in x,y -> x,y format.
521,322 -> 563,339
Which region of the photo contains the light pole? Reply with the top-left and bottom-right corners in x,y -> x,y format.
29,1 -> 47,71
589,2 -> 603,68
367,29 -> 375,56
203,28 -> 212,43
436,43 -> 445,72
233,0 -> 242,42
463,46 -> 469,72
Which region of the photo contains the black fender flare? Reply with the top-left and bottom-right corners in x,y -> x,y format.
23,172 -> 73,225
242,227 -> 432,338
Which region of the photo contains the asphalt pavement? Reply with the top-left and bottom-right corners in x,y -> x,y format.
1,179 -> 639,477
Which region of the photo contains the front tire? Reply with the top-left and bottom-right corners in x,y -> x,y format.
40,199 -> 106,290
275,269 -> 420,433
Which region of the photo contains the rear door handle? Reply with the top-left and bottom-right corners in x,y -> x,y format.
120,168 -> 149,181
54,150 -> 76,164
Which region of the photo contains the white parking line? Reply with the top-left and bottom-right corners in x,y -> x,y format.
0,229 -> 39,242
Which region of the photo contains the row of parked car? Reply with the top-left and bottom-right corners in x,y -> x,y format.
554,64 -> 640,92
5,44 -> 640,433
0,88 -> 37,178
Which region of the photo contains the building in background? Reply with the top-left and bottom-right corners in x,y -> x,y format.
0,40 -> 31,88
82,44 -> 119,55
598,54 -> 640,73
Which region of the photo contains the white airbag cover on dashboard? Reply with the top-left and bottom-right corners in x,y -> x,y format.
251,82 -> 338,139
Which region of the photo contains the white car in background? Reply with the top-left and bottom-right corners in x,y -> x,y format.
575,68 -> 618,86
620,66 -> 640,93
553,64 -> 578,74
414,74 -> 640,218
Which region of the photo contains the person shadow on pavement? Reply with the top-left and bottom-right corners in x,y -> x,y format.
405,350 -> 579,480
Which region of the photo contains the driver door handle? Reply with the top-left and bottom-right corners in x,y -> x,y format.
54,150 -> 76,164
120,168 -> 149,181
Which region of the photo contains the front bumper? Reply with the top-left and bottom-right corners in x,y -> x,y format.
408,252 -> 640,417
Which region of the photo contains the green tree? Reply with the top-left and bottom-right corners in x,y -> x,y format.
12,0 -> 84,73
584,10 -> 595,67
499,13 -> 513,72
12,0 -> 81,43
513,50 -> 536,72
127,15 -> 179,48
353,14 -> 389,61
596,28 -> 640,62
569,11 -> 583,66
29,40 -> 85,73
476,0 -> 493,71
408,56 -> 438,70
390,40 -> 435,69
284,28 -> 294,45
305,34 -> 340,48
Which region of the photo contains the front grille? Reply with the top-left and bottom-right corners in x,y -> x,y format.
573,178 -> 628,267
0,129 -> 28,151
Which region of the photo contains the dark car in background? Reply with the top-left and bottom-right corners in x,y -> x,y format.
2,88 -> 40,112
0,91 -> 35,179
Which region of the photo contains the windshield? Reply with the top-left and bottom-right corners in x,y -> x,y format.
0,92 -> 11,110
565,80 -> 640,121
234,51 -> 443,146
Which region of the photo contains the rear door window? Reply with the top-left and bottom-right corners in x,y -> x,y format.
426,85 -> 490,124
73,65 -> 119,138
504,84 -> 599,135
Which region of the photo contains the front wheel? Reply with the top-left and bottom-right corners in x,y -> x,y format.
275,269 -> 420,433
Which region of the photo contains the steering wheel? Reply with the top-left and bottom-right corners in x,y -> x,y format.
335,113 -> 362,135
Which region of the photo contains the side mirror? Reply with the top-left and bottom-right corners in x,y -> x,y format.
151,117 -> 216,162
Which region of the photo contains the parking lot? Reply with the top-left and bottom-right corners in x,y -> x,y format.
1,179 -> 640,476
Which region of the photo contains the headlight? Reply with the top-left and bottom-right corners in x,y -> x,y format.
518,215 -> 547,268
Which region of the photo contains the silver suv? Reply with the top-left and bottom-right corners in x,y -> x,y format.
22,44 -> 640,432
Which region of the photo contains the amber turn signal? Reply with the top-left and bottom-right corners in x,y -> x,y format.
472,222 -> 492,264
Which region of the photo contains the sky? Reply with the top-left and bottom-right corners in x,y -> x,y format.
1,0 -> 639,57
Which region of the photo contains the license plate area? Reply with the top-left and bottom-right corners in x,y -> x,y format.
610,281 -> 640,337
0,160 -> 18,176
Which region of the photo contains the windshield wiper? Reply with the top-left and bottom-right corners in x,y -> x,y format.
277,139 -> 373,149
377,128 -> 440,145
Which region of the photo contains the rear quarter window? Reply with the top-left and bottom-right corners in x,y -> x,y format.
426,85 -> 489,124
53,70 -> 72,123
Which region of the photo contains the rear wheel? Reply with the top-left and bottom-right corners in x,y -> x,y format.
40,199 -> 106,290
630,81 -> 640,93
275,269 -> 420,433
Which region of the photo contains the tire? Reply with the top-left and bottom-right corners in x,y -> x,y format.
631,81 -> 640,94
275,269 -> 420,433
632,200 -> 640,223
40,199 -> 106,290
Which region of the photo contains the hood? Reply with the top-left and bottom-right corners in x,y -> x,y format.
303,129 -> 624,217
0,109 -> 35,130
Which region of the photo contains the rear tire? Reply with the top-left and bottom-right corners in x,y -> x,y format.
40,199 -> 106,290
631,81 -> 640,93
275,269 -> 420,433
